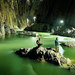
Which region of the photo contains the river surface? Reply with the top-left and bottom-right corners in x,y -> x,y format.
0,33 -> 75,75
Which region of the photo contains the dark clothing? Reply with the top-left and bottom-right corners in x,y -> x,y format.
55,39 -> 59,52
55,40 -> 59,46
38,44 -> 42,47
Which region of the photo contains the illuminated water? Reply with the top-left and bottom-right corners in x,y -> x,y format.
0,33 -> 75,75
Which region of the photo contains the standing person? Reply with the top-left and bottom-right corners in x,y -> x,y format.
55,37 -> 59,52
36,38 -> 42,47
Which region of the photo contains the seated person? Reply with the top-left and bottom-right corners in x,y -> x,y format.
36,38 -> 42,47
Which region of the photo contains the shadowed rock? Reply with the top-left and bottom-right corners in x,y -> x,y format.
60,41 -> 75,48
15,46 -> 75,70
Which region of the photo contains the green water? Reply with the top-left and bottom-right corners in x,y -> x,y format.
0,33 -> 75,75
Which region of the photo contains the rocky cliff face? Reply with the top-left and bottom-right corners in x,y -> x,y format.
25,0 -> 75,37
0,0 -> 75,37
0,0 -> 40,36
0,0 -> 38,27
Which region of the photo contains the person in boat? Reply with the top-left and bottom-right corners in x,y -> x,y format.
36,38 -> 42,47
55,37 -> 59,52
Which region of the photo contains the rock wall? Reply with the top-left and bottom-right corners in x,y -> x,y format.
53,26 -> 75,37
25,0 -> 75,37
0,0 -> 75,37
0,0 -> 40,36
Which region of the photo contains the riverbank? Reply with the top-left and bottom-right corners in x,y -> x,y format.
60,41 -> 75,48
17,31 -> 39,37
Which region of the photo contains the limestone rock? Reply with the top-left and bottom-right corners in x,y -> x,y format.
60,41 -> 75,48
15,46 -> 75,70
18,31 -> 39,37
